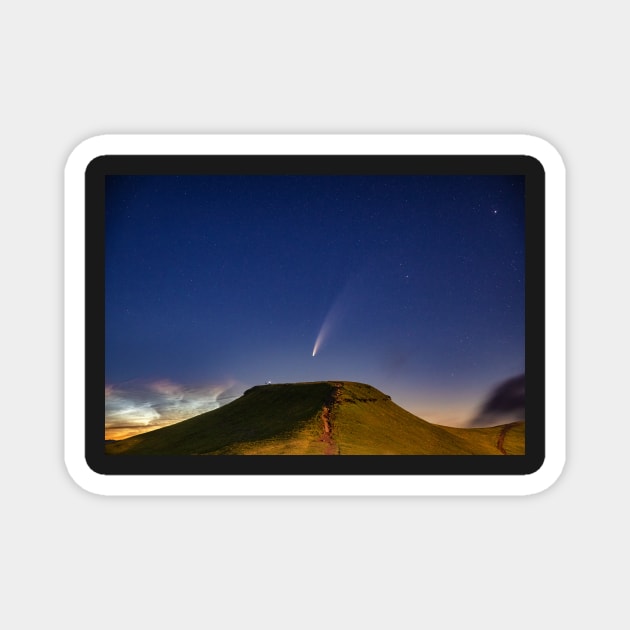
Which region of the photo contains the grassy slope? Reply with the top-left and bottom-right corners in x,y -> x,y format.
105,381 -> 525,455
500,422 -> 526,454
331,382 -> 521,454
105,382 -> 334,455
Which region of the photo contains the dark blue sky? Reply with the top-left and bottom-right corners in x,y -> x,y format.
105,174 -> 524,436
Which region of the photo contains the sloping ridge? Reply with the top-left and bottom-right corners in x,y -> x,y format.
105,381 -> 524,455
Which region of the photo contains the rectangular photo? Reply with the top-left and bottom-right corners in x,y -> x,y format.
104,173 -> 526,456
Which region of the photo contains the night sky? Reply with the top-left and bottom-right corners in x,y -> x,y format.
105,174 -> 525,439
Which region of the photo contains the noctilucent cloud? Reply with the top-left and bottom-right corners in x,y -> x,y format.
105,174 -> 525,439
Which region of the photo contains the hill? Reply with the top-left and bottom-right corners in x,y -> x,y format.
105,381 -> 525,455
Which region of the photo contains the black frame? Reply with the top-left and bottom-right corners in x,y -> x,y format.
86,155 -> 545,476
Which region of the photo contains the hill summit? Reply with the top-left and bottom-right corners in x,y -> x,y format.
105,381 -> 524,456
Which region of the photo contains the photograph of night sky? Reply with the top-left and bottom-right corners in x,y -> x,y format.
105,172 -> 526,456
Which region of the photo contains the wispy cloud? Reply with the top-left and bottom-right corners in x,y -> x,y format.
468,374 -> 525,427
105,378 -> 240,439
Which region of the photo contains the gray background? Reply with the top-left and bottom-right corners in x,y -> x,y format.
2,1 -> 627,628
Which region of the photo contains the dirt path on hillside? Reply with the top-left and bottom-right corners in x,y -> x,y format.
320,385 -> 341,455
496,423 -> 515,455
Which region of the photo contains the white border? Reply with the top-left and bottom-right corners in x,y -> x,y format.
64,134 -> 565,496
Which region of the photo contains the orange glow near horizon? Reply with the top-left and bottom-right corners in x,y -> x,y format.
105,378 -> 237,441
105,424 -> 164,441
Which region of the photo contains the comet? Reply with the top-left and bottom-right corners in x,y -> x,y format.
312,306 -> 335,357
312,324 -> 328,357
311,285 -> 351,357
311,334 -> 323,357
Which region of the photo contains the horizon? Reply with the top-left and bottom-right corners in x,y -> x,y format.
104,377 -> 524,441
